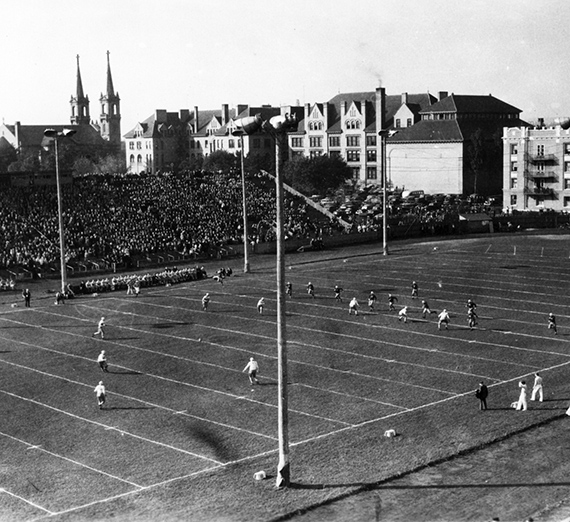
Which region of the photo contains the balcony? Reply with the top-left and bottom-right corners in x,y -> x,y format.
524,169 -> 557,180
523,186 -> 557,197
526,153 -> 557,163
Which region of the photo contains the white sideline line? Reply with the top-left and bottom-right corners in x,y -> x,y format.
0,429 -> 143,489
0,486 -> 54,515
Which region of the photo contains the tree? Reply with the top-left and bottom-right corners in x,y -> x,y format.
96,153 -> 127,175
202,150 -> 238,174
283,154 -> 352,196
244,150 -> 274,175
8,150 -> 40,172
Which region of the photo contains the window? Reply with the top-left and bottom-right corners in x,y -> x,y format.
511,161 -> 518,172
228,139 -> 235,149
330,150 -> 341,159
329,136 -> 340,147
366,135 -> 377,146
347,150 -> 360,162
292,137 -> 304,148
407,118 -> 412,127
129,154 -> 135,164
565,197 -> 570,207
308,121 -> 323,131
309,137 -> 322,148
510,195 -> 517,205
564,143 -> 570,154
510,144 -> 518,155
510,178 -> 518,189
565,161 -> 570,172
537,145 -> 545,157
367,150 -> 377,162
346,120 -> 361,129
129,142 -> 134,150
565,179 -> 570,190
346,135 -> 360,147
366,167 -> 377,179
309,150 -> 322,158
395,119 -> 401,128
253,138 -> 260,148
292,150 -> 304,157
136,141 -> 142,150
537,162 -> 545,173
352,167 -> 360,179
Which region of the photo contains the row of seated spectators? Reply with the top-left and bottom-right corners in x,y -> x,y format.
0,171 -> 332,272
71,266 -> 208,295
0,278 -> 16,291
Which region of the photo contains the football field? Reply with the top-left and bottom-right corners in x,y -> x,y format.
1,233 -> 570,521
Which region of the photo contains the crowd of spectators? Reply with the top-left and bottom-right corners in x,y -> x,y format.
0,171 -> 331,273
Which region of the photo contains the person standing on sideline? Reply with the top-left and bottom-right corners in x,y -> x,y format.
243,357 -> 260,385
257,298 -> 265,315
202,293 -> 210,311
411,281 -> 419,299
531,372 -> 544,402
548,313 -> 557,334
133,280 -> 141,297
368,291 -> 377,312
516,380 -> 528,411
475,381 -> 488,410
22,288 -> 31,307
388,293 -> 398,311
438,309 -> 450,330
286,282 -> 293,298
333,285 -> 344,302
398,306 -> 409,323
348,297 -> 360,315
93,317 -> 106,339
97,350 -> 109,372
94,381 -> 106,409
421,300 -> 432,319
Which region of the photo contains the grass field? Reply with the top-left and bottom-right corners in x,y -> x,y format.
2,233 -> 570,521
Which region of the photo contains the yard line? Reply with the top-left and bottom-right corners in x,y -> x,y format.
0,315 -> 349,429
0,487 -> 54,515
0,359 -> 274,450
0,428 -> 143,489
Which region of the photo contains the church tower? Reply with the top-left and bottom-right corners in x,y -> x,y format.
70,55 -> 90,125
99,51 -> 121,148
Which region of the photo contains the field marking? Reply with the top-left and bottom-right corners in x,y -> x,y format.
0,315 -> 349,428
0,384 -> 225,463
0,486 -> 54,515
0,428 -> 143,489
0,352 -> 278,444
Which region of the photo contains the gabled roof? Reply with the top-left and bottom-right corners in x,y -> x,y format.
420,94 -> 521,115
124,111 -> 191,139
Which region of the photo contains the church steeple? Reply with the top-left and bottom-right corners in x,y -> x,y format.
99,50 -> 121,148
70,54 -> 90,125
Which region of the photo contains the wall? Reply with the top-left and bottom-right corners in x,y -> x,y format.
387,142 -> 463,194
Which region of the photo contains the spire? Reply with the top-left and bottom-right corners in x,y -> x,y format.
76,54 -> 85,99
106,50 -> 115,96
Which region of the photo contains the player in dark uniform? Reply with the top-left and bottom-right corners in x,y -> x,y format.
411,281 -> 419,299
286,282 -> 293,298
307,282 -> 315,299
548,312 -> 557,334
368,291 -> 378,311
333,285 -> 344,302
388,293 -> 398,311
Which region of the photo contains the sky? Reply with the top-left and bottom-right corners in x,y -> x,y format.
1,0 -> 569,133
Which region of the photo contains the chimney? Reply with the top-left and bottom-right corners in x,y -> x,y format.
221,104 -> 229,126
323,101 -> 329,129
537,117 -> 545,129
305,103 -> 310,122
155,110 -> 167,124
15,121 -> 20,149
193,106 -> 199,133
438,91 -> 448,101
401,92 -> 408,105
375,87 -> 386,130
179,109 -> 189,122
342,100 -> 348,116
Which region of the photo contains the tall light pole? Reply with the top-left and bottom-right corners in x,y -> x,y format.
379,130 -> 398,256
233,112 -> 297,488
44,128 -> 76,294
232,114 -> 263,273
264,113 -> 297,489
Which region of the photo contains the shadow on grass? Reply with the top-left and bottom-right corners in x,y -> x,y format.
107,370 -> 142,375
290,480 -> 570,490
153,322 -> 189,329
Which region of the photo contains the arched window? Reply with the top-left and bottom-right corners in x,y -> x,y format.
129,154 -> 135,164
137,154 -> 142,164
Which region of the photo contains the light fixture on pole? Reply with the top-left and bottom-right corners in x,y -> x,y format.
262,112 -> 297,489
232,114 -> 263,273
43,128 -> 76,295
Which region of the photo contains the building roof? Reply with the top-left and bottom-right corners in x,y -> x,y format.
388,120 -> 464,143
5,123 -> 107,149
420,94 -> 521,115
